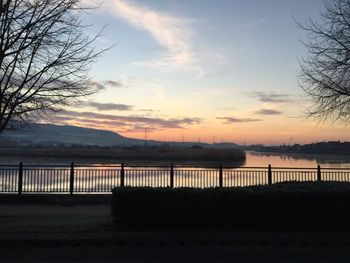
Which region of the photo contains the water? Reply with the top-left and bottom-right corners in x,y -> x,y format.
245,151 -> 350,168
1,151 -> 350,168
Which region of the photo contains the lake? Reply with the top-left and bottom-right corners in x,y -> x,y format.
244,151 -> 350,168
0,151 -> 350,168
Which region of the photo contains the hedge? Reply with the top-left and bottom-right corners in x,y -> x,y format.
111,182 -> 350,231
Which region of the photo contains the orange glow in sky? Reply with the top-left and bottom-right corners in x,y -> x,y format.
50,0 -> 350,145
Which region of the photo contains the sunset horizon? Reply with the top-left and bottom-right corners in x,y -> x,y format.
30,0 -> 349,145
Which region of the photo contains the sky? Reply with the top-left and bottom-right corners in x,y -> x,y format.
54,0 -> 350,145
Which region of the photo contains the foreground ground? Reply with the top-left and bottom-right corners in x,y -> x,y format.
2,183 -> 350,262
1,202 -> 350,262
2,245 -> 350,263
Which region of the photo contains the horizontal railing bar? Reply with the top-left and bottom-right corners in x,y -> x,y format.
119,165 -> 171,168
0,164 -> 71,168
271,167 -> 350,171
74,165 -> 122,168
0,164 -> 349,170
263,167 -> 317,170
0,164 -> 350,171
314,167 -> 350,170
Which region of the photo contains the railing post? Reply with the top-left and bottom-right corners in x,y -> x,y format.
317,164 -> 321,182
219,163 -> 223,187
18,162 -> 23,194
268,164 -> 272,185
69,162 -> 74,195
120,163 -> 125,187
170,163 -> 174,188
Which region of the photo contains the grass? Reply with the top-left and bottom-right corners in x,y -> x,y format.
0,215 -> 113,234
0,194 -> 112,204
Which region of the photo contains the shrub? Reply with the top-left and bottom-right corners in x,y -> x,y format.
111,182 -> 350,231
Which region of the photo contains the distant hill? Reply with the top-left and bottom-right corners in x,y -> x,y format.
0,123 -> 141,146
0,122 -> 241,148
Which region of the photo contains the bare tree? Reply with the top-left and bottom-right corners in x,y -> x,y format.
299,0 -> 350,122
0,0 -> 107,133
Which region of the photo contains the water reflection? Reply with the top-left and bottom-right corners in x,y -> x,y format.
246,151 -> 350,168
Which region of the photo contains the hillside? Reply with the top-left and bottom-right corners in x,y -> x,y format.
0,123 -> 140,146
0,123 -> 244,163
0,122 -> 240,148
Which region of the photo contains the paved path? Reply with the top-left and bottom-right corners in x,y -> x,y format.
1,246 -> 350,263
0,204 -> 110,216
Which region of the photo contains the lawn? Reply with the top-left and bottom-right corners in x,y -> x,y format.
0,215 -> 113,234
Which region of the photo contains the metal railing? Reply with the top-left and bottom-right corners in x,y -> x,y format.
0,163 -> 349,193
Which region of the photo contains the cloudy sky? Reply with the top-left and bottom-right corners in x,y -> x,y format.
55,0 -> 350,145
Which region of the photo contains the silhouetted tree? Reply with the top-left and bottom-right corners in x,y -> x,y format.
0,0 -> 106,133
299,0 -> 350,122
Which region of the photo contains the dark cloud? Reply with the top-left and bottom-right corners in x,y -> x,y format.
74,118 -> 126,127
85,101 -> 133,111
123,125 -> 158,133
253,108 -> 282,115
247,91 -> 292,103
217,117 -> 262,124
104,80 -> 123,88
90,80 -> 123,90
59,110 -> 201,129
45,115 -> 75,122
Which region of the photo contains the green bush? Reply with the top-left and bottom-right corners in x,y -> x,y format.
111,182 -> 350,231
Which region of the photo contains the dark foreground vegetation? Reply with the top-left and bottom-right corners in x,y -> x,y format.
0,144 -> 245,162
112,182 -> 350,232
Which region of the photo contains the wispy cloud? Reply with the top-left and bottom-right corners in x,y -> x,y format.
123,125 -> 158,133
253,108 -> 282,115
242,18 -> 268,29
74,118 -> 126,127
217,117 -> 262,124
90,80 -> 124,90
104,80 -> 123,88
108,0 -> 203,73
247,91 -> 292,103
138,109 -> 156,112
58,110 -> 201,130
216,107 -> 236,111
80,101 -> 133,111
